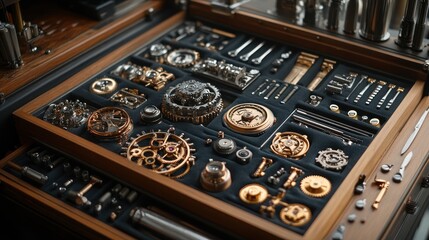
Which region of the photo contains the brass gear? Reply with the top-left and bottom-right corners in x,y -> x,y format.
270,132 -> 310,159
123,128 -> 196,179
279,203 -> 312,226
300,175 -> 331,198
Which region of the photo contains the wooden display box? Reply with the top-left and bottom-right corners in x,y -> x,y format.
2,0 -> 429,239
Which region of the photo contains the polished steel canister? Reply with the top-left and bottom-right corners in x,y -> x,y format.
359,0 -> 393,42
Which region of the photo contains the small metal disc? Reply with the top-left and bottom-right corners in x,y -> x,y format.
213,137 -> 237,155
90,77 -> 117,95
239,184 -> 268,204
236,147 -> 253,164
355,199 -> 366,210
279,204 -> 312,226
380,164 -> 393,173
140,105 -> 162,124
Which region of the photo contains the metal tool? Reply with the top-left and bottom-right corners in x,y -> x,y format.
343,0 -> 359,34
372,177 -> 390,209
252,157 -> 273,178
7,162 -> 48,185
284,52 -> 319,84
307,59 -> 336,91
401,108 -> 429,154
393,151 -> 413,183
346,75 -> 367,101
280,86 -> 298,104
252,45 -> 275,65
258,80 -> 275,95
65,176 -> 102,206
366,81 -> 386,105
283,167 -> 304,189
228,37 -> 254,57
274,84 -> 288,99
252,79 -> 269,95
130,207 -> 211,240
264,83 -> 280,99
395,0 -> 417,47
354,78 -> 376,103
304,0 -> 316,25
411,0 -> 429,51
377,83 -> 396,109
385,87 -> 404,110
240,41 -> 265,62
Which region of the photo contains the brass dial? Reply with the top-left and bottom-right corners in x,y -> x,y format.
279,203 -> 312,226
270,132 -> 310,159
223,103 -> 276,135
300,175 -> 331,198
166,49 -> 200,68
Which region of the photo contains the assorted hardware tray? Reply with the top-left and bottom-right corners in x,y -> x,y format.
14,18 -> 415,238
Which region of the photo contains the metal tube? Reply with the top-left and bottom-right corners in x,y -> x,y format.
343,0 -> 359,34
130,207 -> 211,240
0,24 -> 19,68
6,23 -> 22,65
396,0 -> 417,47
411,0 -> 429,51
359,0 -> 393,42
327,0 -> 341,30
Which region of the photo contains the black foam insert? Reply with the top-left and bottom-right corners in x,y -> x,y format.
30,19 -> 414,236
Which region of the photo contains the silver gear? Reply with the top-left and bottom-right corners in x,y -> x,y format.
315,148 -> 349,171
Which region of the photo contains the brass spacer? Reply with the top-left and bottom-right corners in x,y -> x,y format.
239,183 -> 268,204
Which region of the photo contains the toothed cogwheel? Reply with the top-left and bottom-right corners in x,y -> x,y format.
315,148 -> 349,171
300,175 -> 331,198
270,132 -> 310,159
123,128 -> 196,179
161,80 -> 223,124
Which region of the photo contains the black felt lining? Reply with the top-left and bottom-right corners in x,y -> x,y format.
30,19 -> 415,236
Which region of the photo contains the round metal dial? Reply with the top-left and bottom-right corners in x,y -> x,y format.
166,49 -> 200,68
90,78 -> 118,95
270,132 -> 310,159
200,161 -> 231,192
87,107 -> 133,140
300,175 -> 331,198
279,204 -> 312,226
43,99 -> 91,130
125,129 -> 196,178
239,183 -> 268,204
161,80 -> 223,124
149,43 -> 169,62
315,148 -> 349,171
223,103 -> 276,135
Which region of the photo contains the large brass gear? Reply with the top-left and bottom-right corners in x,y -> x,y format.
270,132 -> 310,159
300,175 -> 331,198
123,128 -> 196,179
223,103 -> 276,135
279,203 -> 312,226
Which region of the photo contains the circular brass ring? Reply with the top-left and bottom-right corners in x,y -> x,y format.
300,175 -> 331,198
270,132 -> 310,159
223,103 -> 276,135
279,203 -> 312,226
239,183 -> 268,204
90,77 -> 118,95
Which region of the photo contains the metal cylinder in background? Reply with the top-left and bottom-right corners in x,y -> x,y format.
411,0 -> 429,51
343,0 -> 359,34
395,0 -> 417,47
359,0 -> 393,42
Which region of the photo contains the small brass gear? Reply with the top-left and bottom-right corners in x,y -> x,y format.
270,132 -> 310,159
223,103 -> 276,135
279,203 -> 312,226
300,175 -> 331,198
